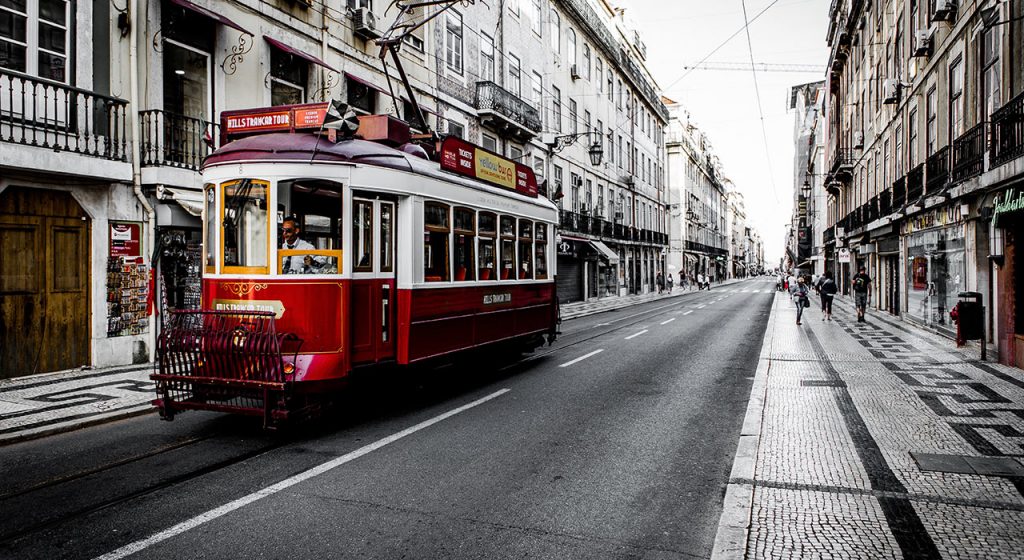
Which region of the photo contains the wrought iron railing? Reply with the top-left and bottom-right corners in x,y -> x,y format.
906,164 -> 924,203
830,146 -> 856,173
879,190 -> 892,216
140,110 -> 219,170
925,146 -> 950,194
951,122 -> 986,183
0,68 -> 128,160
475,81 -> 542,133
891,177 -> 905,209
991,91 -> 1024,166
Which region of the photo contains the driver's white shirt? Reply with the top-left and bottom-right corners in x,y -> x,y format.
281,238 -> 316,273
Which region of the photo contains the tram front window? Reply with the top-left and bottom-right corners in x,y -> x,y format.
223,179 -> 270,272
276,180 -> 343,275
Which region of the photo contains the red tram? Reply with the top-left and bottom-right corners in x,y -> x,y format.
153,103 -> 559,426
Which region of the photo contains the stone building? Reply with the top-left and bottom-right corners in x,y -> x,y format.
790,80 -> 827,279
727,189 -> 747,278
823,0 -> 1024,366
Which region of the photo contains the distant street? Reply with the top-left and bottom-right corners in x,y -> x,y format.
0,279 -> 776,560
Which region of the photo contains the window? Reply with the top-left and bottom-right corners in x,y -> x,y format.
222,179 -> 270,272
499,216 -> 516,279
445,11 -> 463,75
269,45 -> 307,105
353,200 -> 374,272
982,26 -> 1002,117
607,69 -> 614,102
478,212 -> 497,280
346,75 -> 377,114
908,108 -> 918,166
480,33 -> 495,82
585,179 -> 593,214
552,86 -> 561,132
553,165 -> 563,208
582,44 -> 591,80
597,184 -> 605,217
507,53 -> 521,96
507,0 -> 519,17
380,202 -> 393,272
895,124 -> 903,178
570,172 -> 580,211
346,0 -> 371,8
926,87 -> 937,155
0,0 -> 70,81
518,219 -> 533,279
203,185 -> 217,271
617,79 -> 623,109
607,127 -> 614,164
567,28 -> 577,67
596,58 -> 604,92
534,224 -> 548,279
549,10 -> 560,53
454,207 -> 475,281
531,71 -> 542,109
446,120 -> 464,139
424,202 -> 450,282
509,144 -> 523,161
584,110 -> 591,134
949,58 -> 963,139
530,0 -> 542,35
569,99 -> 578,135
482,133 -> 497,152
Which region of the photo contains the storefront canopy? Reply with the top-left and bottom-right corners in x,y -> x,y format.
265,36 -> 338,72
163,187 -> 203,217
168,0 -> 251,35
589,240 -> 619,265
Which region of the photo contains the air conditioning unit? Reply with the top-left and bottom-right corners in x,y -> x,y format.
882,78 -> 900,105
932,0 -> 956,22
570,64 -> 581,81
913,29 -> 932,57
353,7 -> 381,40
853,131 -> 864,148
621,175 -> 635,186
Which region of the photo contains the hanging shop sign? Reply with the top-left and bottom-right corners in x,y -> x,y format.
900,203 -> 964,235
438,137 -> 538,198
837,248 -> 851,263
992,187 -> 1024,227
109,221 -> 142,257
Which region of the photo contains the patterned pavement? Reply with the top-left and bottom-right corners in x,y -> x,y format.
714,291 -> 1024,559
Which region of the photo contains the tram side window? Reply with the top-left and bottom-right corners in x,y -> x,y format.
478,212 -> 496,280
203,184 -> 216,272
535,223 -> 549,280
223,179 -> 270,272
276,180 -> 343,274
424,202 -> 450,282
454,207 -> 476,281
499,215 -> 516,280
353,201 -> 373,271
518,219 -> 533,279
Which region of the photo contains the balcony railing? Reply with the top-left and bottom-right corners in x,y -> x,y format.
1,68 -> 128,160
879,189 -> 892,216
906,164 -> 924,203
991,91 -> 1024,166
925,145 -> 950,194
830,146 -> 856,175
951,122 -> 986,183
140,110 -> 219,170
559,210 -> 666,245
891,176 -> 906,209
475,81 -> 542,138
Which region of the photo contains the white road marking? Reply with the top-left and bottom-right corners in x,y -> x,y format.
697,304 -> 707,309
91,389 -> 512,560
753,289 -> 761,293
559,349 -> 604,367
683,310 -> 693,315
741,289 -> 750,293
660,318 -> 675,325
625,330 -> 648,340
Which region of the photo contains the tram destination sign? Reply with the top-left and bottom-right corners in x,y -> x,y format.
222,103 -> 329,141
439,137 -> 538,198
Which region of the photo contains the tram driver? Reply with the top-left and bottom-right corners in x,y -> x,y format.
280,217 -> 326,274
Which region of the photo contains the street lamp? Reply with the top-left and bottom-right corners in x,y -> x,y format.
547,131 -> 604,166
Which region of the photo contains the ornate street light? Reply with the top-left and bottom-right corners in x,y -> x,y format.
547,131 -> 604,166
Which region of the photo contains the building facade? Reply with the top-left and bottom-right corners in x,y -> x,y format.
790,80 -> 827,279
823,0 -> 1024,366
727,189 -> 748,278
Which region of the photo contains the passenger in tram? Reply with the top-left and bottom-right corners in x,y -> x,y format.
280,217 -> 325,274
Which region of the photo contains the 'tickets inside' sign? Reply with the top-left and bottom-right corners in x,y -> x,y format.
439,137 -> 538,197
109,221 -> 141,257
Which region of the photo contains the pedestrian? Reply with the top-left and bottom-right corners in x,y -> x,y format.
679,271 -> 688,290
819,270 -> 838,321
852,265 -> 872,322
656,272 -> 665,294
697,273 -> 705,291
794,277 -> 810,325
666,273 -> 674,292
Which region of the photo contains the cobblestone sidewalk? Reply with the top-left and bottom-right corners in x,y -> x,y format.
713,291 -> 1024,560
0,364 -> 155,445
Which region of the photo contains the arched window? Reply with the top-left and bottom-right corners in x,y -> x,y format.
549,10 -> 560,53
567,29 -> 577,67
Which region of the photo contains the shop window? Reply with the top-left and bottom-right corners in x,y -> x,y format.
353,200 -> 373,271
478,211 -> 496,280
424,202 -> 450,282
518,219 -> 533,279
222,179 -> 270,273
500,215 -> 516,279
454,207 -> 475,281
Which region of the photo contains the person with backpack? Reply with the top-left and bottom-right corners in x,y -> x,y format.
852,266 -> 872,322
819,270 -> 838,321
794,276 -> 810,325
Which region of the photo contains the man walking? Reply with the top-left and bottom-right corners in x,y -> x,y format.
852,266 -> 872,322
819,271 -> 838,321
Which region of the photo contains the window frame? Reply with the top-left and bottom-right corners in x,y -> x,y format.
453,206 -> 476,282
423,201 -> 452,282
220,179 -> 272,275
445,10 -> 464,75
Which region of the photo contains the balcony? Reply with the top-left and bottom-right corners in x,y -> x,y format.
1,68 -> 128,162
830,146 -> 856,178
906,164 -> 924,203
475,81 -> 541,141
140,110 -> 219,171
559,210 -> 666,245
879,189 -> 892,216
925,145 -> 950,194
991,91 -> 1024,166
891,176 -> 905,210
951,122 -> 986,183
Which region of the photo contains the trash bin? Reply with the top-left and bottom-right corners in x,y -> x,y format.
957,292 -> 984,341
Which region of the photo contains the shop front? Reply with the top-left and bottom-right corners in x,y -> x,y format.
902,205 -> 966,336
991,185 -> 1024,366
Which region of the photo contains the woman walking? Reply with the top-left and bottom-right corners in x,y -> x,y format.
794,277 -> 810,325
819,271 -> 838,321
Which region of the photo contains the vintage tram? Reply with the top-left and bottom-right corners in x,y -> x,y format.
152,104 -> 559,426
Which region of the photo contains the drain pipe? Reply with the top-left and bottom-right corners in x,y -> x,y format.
128,0 -> 157,362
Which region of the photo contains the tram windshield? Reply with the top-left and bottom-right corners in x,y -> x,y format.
275,179 -> 343,275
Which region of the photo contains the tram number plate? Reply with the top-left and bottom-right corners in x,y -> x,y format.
483,293 -> 512,305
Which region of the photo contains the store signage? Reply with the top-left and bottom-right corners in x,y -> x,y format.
993,187 -> 1024,227
837,248 -> 851,263
900,204 -> 964,235
439,137 -> 538,198
109,221 -> 141,257
222,103 -> 329,139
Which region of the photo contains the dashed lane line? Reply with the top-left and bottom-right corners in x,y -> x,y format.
660,318 -> 675,325
683,311 -> 693,316
558,349 -> 605,368
625,330 -> 648,340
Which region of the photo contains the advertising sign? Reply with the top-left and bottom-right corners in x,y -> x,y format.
837,248 -> 851,263
109,221 -> 142,257
439,137 -> 538,197
993,187 -> 1024,227
222,103 -> 330,140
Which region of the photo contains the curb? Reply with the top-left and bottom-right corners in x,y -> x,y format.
561,279 -> 747,321
0,404 -> 155,446
710,291 -> 778,559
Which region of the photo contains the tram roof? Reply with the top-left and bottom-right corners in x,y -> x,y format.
204,133 -> 551,208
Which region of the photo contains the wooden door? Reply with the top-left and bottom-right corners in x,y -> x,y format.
0,188 -> 90,378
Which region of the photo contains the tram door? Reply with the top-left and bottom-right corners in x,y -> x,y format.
350,197 -> 396,363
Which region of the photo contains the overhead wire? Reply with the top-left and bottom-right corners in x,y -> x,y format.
739,0 -> 780,204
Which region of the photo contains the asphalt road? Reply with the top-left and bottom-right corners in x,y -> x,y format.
0,279 -> 776,560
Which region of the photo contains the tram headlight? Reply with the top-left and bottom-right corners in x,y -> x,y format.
283,361 -> 296,376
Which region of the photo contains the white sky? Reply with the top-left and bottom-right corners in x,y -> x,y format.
624,0 -> 830,265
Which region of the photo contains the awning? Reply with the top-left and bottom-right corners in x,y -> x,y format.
265,36 -> 338,72
162,187 -> 203,217
589,240 -> 620,265
684,254 -> 698,264
168,0 -> 251,35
